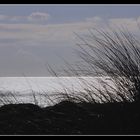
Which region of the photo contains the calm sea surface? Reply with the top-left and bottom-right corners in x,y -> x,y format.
0,77 -> 113,106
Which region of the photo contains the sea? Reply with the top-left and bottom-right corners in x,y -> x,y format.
0,77 -> 113,107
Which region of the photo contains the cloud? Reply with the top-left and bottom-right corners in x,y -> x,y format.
86,16 -> 102,22
109,17 -> 139,32
0,12 -> 50,23
27,12 -> 50,22
0,16 -> 140,50
0,14 -> 25,22
0,18 -> 101,45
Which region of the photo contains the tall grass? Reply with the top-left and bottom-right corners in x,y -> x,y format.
74,28 -> 140,103
1,27 -> 140,107
46,27 -> 140,104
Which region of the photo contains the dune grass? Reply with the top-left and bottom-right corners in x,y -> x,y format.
1,27 -> 140,106
52,27 -> 140,104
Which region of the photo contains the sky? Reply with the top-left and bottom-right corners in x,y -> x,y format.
0,4 -> 140,76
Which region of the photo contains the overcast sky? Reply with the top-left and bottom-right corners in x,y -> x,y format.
0,4 -> 140,76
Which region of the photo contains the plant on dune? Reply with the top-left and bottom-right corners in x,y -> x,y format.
46,27 -> 140,104
74,27 -> 140,103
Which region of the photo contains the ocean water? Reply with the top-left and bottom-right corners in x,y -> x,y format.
0,77 -> 114,107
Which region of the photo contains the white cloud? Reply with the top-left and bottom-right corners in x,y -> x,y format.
86,16 -> 102,22
109,17 -> 139,32
0,12 -> 50,23
27,12 -> 50,22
